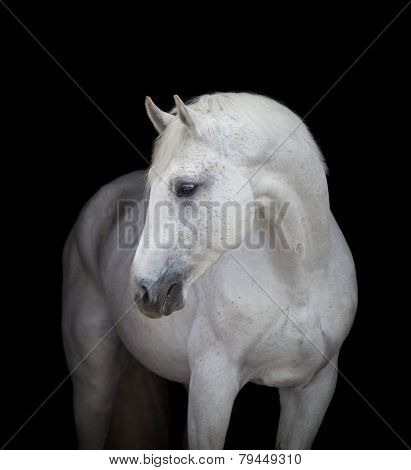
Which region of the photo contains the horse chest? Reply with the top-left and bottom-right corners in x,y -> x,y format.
193,289 -> 325,388
244,324 -> 325,388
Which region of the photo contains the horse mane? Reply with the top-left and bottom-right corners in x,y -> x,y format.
147,92 -> 327,189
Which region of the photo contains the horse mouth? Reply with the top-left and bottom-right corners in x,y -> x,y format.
161,283 -> 180,316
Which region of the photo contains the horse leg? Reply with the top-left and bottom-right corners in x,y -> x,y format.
187,354 -> 240,449
63,272 -> 128,449
70,334 -> 127,449
275,354 -> 339,449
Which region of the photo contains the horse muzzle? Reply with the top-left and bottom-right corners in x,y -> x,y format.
132,270 -> 186,318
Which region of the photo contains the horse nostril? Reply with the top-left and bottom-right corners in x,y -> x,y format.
140,283 -> 149,302
133,280 -> 150,304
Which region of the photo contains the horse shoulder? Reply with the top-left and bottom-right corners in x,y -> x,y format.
317,214 -> 357,351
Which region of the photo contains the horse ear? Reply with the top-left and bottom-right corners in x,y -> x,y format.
173,95 -> 202,137
145,96 -> 174,133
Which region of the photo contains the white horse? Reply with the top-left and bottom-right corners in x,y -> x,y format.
62,92 -> 357,449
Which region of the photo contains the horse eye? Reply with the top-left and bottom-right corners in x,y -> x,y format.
176,183 -> 197,197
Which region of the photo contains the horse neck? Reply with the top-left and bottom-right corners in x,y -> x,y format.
252,157 -> 331,274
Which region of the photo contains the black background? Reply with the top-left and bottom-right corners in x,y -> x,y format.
1,2 -> 410,450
